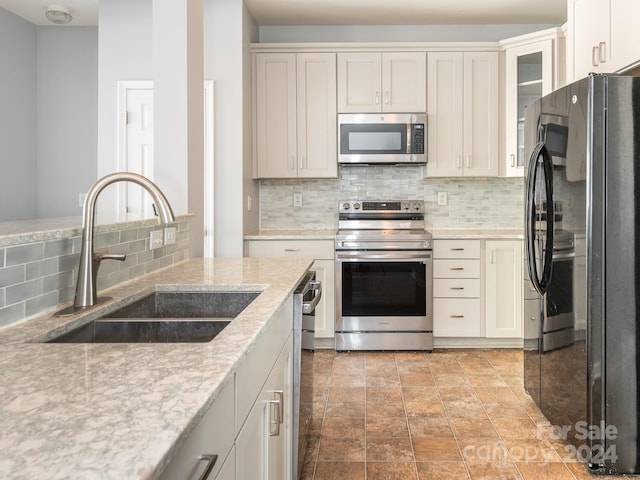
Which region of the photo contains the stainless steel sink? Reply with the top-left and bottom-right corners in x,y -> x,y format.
46,291 -> 260,343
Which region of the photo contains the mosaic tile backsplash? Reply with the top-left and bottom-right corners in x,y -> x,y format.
0,219 -> 190,328
259,166 -> 525,230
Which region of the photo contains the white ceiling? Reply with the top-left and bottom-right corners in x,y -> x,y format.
0,0 -> 567,27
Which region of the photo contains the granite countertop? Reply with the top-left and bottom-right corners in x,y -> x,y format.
244,229 -> 337,240
244,228 -> 523,240
0,257 -> 313,480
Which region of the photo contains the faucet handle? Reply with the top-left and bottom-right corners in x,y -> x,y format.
94,253 -> 126,263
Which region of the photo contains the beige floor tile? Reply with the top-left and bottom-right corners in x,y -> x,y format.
317,436 -> 365,462
466,374 -> 508,387
330,374 -> 365,387
416,461 -> 470,479
399,371 -> 435,386
314,461 -> 365,480
326,386 -> 364,403
366,437 -> 414,462
516,461 -> 577,480
407,415 -> 453,437
466,461 -> 523,480
324,401 -> 365,418
504,438 -> 563,463
449,418 -> 499,438
457,437 -> 510,463
413,437 -> 462,461
366,386 -> 403,402
492,417 -> 540,439
366,400 -> 406,418
367,461 -> 418,480
402,386 -> 439,402
321,416 -> 365,437
474,386 -> 520,403
443,399 -> 489,419
484,401 -> 530,419
405,399 -> 447,417
433,373 -> 472,386
439,386 -> 479,402
366,416 -> 409,437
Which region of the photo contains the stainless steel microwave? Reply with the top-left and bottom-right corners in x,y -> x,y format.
338,113 -> 427,165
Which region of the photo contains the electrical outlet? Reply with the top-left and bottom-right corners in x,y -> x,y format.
149,230 -> 163,250
293,193 -> 303,207
437,191 -> 448,206
164,227 -> 176,245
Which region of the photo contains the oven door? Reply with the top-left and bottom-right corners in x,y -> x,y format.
335,250 -> 432,332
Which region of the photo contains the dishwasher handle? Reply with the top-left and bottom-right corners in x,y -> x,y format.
302,280 -> 322,314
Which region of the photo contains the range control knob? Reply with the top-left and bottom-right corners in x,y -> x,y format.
342,202 -> 351,210
353,202 -> 361,210
401,202 -> 410,211
412,202 -> 422,211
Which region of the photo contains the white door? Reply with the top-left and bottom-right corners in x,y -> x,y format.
124,87 -> 155,218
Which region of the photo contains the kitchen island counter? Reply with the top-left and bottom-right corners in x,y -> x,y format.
0,257 -> 313,479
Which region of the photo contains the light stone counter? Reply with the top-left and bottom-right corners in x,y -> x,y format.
0,257 -> 313,480
244,229 -> 337,240
430,228 -> 524,239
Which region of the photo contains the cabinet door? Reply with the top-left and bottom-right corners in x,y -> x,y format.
236,335 -> 293,480
485,241 -> 523,338
504,40 -> 553,177
255,53 -> 297,178
462,52 -> 499,177
571,0 -> 610,80
311,259 -> 335,339
426,52 -> 464,177
382,52 -> 427,112
296,53 -> 338,178
337,52 -> 382,112
610,0 -> 640,72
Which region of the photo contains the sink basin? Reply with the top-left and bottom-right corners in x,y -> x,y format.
46,291 -> 260,343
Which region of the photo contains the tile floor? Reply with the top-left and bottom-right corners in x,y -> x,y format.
298,349 -> 620,480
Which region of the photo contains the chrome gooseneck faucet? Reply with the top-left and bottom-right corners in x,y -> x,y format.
72,172 -> 175,310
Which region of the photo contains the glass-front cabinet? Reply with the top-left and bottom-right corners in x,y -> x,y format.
503,29 -> 563,176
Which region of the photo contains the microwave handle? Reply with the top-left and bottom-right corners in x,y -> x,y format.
406,123 -> 411,154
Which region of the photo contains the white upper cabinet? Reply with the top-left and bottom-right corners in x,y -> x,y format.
502,30 -> 562,177
254,52 -> 337,179
569,0 -> 640,81
426,51 -> 499,177
337,52 -> 426,113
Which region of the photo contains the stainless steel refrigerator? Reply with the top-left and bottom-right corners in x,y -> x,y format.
524,73 -> 640,474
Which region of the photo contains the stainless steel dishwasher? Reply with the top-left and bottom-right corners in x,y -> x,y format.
292,271 -> 321,480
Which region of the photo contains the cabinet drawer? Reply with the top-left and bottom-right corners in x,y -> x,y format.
433,259 -> 480,278
433,279 -> 480,298
433,239 -> 481,259
245,239 -> 334,260
434,298 -> 481,337
159,379 -> 234,480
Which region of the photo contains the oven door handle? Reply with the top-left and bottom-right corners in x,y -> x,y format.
302,281 -> 322,314
336,251 -> 431,261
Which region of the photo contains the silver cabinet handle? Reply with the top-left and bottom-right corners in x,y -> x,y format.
284,248 -> 299,252
510,154 -> 516,167
456,156 -> 462,168
273,390 -> 284,424
599,42 -> 607,63
299,156 -> 303,170
385,91 -> 390,104
450,267 -> 464,271
465,155 -> 471,168
196,454 -> 218,480
592,45 -> 599,67
451,287 -> 465,290
269,398 -> 281,436
450,315 -> 465,318
451,248 -> 465,251
375,91 -> 380,105
289,156 -> 295,170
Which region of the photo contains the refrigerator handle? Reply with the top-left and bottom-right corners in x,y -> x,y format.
525,142 -> 555,296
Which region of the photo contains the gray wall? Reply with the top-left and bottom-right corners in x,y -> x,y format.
0,8 -> 37,222
37,27 -> 98,218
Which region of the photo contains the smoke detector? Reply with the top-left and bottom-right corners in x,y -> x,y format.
45,5 -> 73,25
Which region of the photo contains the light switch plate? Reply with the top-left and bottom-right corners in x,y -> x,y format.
437,191 -> 448,206
150,230 -> 163,249
293,193 -> 303,207
164,227 -> 177,245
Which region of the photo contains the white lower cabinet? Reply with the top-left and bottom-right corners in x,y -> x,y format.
159,379 -> 235,480
433,240 -> 482,337
244,239 -> 335,339
485,240 -> 523,338
236,333 -> 293,480
433,238 -> 524,343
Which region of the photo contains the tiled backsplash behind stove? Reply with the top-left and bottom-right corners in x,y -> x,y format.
260,166 -> 524,230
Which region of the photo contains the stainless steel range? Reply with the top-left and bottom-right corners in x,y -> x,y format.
335,200 -> 433,351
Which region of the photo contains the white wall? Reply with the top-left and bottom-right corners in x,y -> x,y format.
36,27 -> 98,218
0,8 -> 37,222
205,0 -> 258,257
